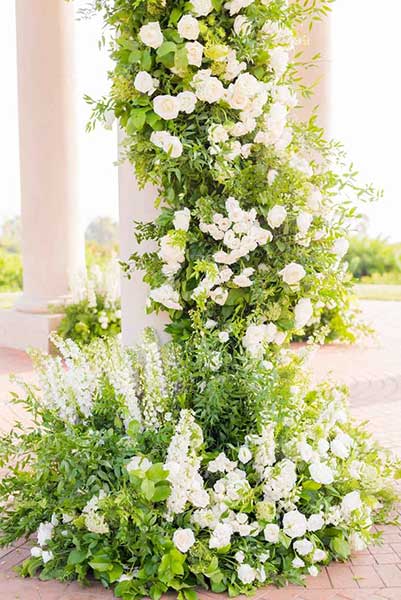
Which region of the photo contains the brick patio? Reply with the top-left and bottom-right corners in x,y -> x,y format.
0,300 -> 400,599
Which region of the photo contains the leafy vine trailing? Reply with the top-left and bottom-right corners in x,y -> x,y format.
0,1 -> 399,599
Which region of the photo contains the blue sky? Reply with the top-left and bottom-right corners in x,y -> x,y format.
1,0 -> 401,240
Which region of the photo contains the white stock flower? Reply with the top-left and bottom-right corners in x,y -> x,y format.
293,539 -> 313,556
139,22 -> 163,49
153,95 -> 180,120
279,263 -> 306,285
173,528 -> 196,553
208,452 -> 237,473
283,510 -> 307,539
331,432 -> 353,459
178,15 -> 200,40
134,71 -> 157,95
42,550 -> 54,564
237,563 -> 256,584
149,284 -> 182,310
173,208 -> 191,231
238,445 -> 252,463
233,15 -> 251,36
332,237 -> 349,258
177,91 -> 197,114
31,547 -> 43,558
267,205 -> 287,228
309,462 -> 334,485
190,0 -> 213,16
186,41 -> 204,67
294,298 -> 313,329
264,523 -> 280,543
126,456 -> 152,473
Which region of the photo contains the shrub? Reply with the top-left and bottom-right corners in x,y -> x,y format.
0,247 -> 22,292
346,236 -> 401,281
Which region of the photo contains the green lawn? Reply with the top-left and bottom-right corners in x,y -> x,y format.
354,284 -> 401,301
0,292 -> 20,309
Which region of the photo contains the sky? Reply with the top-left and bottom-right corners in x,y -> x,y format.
1,0 -> 400,240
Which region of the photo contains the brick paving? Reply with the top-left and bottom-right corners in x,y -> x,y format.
0,300 -> 400,599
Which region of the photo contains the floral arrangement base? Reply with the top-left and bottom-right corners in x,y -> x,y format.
0,333 -> 398,600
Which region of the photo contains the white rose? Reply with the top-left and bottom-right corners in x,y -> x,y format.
173,528 -> 196,553
218,331 -> 230,343
237,563 -> 256,585
294,298 -> 313,329
292,557 -> 305,568
307,513 -> 325,532
233,267 -> 255,288
331,433 -> 353,460
186,41 -> 204,67
224,0 -> 254,17
332,237 -> 349,258
308,565 -> 319,577
309,462 -> 334,485
267,205 -> 287,228
134,71 -> 156,95
31,547 -> 43,558
209,523 -> 233,549
194,74 -> 225,103
153,95 -> 180,120
341,491 -> 362,516
178,15 -> 200,40
177,91 -> 197,114
270,47 -> 289,78
149,284 -> 182,310
139,22 -> 163,49
235,550 -> 245,563
233,15 -> 251,36
150,131 -> 183,158
190,0 -> 213,16
208,124 -> 229,144
297,211 -> 313,235
264,523 -> 280,543
173,208 -> 191,231
210,287 -> 228,305
283,510 -> 307,539
312,549 -> 327,563
293,539 -> 314,556
238,445 -> 252,463
279,263 -> 306,285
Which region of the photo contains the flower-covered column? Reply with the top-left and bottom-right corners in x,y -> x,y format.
3,0 -> 86,350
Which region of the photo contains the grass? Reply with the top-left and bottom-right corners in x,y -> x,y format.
354,284 -> 401,301
0,292 -> 20,310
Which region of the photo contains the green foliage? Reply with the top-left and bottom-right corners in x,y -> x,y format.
0,247 -> 22,292
57,295 -> 121,346
346,236 -> 401,282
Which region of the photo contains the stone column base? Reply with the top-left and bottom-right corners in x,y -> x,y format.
0,310 -> 63,352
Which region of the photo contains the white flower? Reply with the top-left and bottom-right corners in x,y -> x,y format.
331,432 -> 353,459
190,0 -> 213,16
153,95 -> 180,120
178,15 -> 200,40
264,523 -> 280,543
235,550 -> 245,563
193,70 -> 225,103
134,71 -> 157,95
238,445 -> 252,464
173,208 -> 191,231
42,550 -> 54,564
293,539 -> 313,556
307,513 -> 325,532
242,323 -> 278,357
210,286 -> 228,305
270,47 -> 289,78
139,22 -> 163,49
308,565 -> 319,577
205,319 -> 217,329
297,211 -> 313,235
267,205 -> 287,228
150,131 -> 183,158
208,452 -> 236,473
237,563 -> 256,584
149,284 -> 182,310
332,237 -> 349,258
31,547 -> 43,558
294,298 -> 313,329
289,154 -> 313,177
233,267 -> 254,287
309,462 -> 334,485
307,187 -> 323,212
350,532 -> 367,552
341,491 -> 362,516
208,123 -> 229,144
126,456 -> 152,473
283,510 -> 307,539
312,549 -> 327,563
186,41 -> 204,67
267,169 -> 278,185
209,523 -> 233,549
218,331 -> 230,343
37,522 -> 54,547
279,263 -> 306,286
173,528 -> 196,553
233,15 -> 251,36
177,91 -> 197,114
292,557 -> 305,568
224,0 -> 254,17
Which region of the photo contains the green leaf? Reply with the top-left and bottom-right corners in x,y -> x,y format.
168,8 -> 182,26
152,482 -> 171,502
89,553 -> 113,572
302,480 -> 322,491
141,50 -> 152,70
141,477 -> 155,500
127,419 -> 141,439
147,463 -> 169,482
128,49 -> 142,64
67,549 -> 87,566
108,563 -> 124,583
127,109 -> 147,133
331,537 -> 350,559
157,41 -> 177,57
174,47 -> 188,73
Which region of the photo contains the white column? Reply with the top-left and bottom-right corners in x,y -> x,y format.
15,0 -> 85,314
118,140 -> 170,345
297,15 -> 332,133
0,1 -> 85,351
